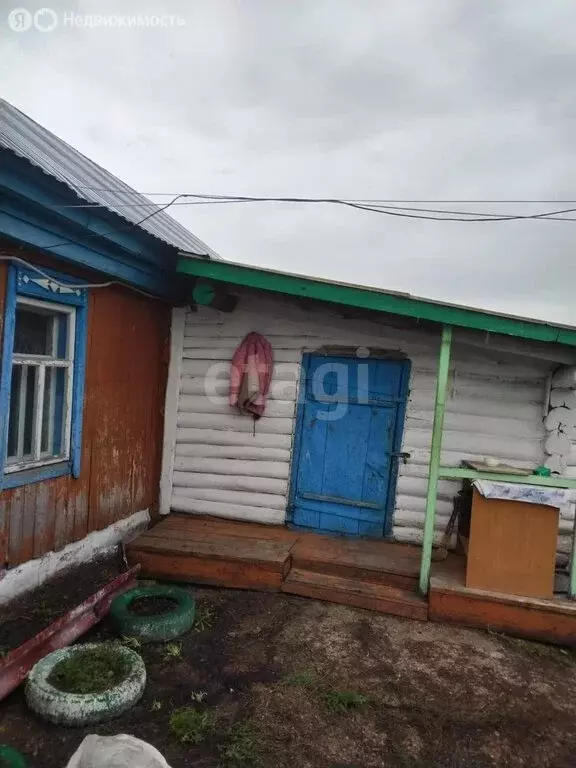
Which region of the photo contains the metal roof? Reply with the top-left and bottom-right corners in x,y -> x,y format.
0,99 -> 219,258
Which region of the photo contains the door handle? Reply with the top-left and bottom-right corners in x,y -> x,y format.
391,451 -> 411,465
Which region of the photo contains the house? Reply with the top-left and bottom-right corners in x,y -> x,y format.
0,99 -> 218,598
3,100 -> 576,646
128,254 -> 576,644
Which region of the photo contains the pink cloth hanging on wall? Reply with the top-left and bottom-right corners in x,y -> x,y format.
229,332 -> 273,418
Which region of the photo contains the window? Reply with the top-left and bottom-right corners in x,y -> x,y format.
7,299 -> 75,469
0,266 -> 88,488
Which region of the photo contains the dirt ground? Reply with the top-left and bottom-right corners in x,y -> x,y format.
0,553 -> 122,654
1,580 -> 576,767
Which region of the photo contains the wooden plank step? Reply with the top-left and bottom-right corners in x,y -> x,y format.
155,514 -> 299,543
290,535 -> 420,591
429,561 -> 576,646
282,568 -> 428,621
128,548 -> 287,591
126,525 -> 294,591
127,531 -> 293,568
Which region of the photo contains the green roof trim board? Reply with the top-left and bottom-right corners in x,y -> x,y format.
177,257 -> 576,347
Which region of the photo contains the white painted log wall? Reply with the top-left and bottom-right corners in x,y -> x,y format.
171,293 -> 562,547
559,436 -> 576,560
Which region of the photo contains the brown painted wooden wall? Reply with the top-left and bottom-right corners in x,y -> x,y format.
0,247 -> 170,567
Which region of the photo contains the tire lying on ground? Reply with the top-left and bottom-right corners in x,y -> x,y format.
25,643 -> 146,727
110,585 -> 196,643
0,745 -> 28,767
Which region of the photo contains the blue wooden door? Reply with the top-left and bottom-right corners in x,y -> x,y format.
289,354 -> 410,537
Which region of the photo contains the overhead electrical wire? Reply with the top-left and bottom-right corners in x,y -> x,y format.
39,193 -> 187,250
52,199 -> 252,209
45,192 -> 576,222
175,193 -> 576,221
24,189 -> 576,260
51,199 -> 564,218
65,187 -> 576,203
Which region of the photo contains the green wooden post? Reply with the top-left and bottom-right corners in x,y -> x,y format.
419,324 -> 453,595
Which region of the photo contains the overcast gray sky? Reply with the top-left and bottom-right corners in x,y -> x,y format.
2,0 -> 576,323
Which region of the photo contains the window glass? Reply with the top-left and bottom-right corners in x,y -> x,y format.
41,367 -> 67,456
7,365 -> 21,458
13,305 -> 70,359
7,364 -> 37,461
14,307 -> 53,355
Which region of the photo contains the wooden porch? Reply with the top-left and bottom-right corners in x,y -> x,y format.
127,514 -> 576,645
127,514 -> 429,621
430,556 -> 576,646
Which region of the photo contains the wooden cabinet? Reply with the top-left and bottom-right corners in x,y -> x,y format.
466,490 -> 559,598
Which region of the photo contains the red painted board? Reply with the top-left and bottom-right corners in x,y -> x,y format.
0,564 -> 140,701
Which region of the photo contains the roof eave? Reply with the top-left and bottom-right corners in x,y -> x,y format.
176,255 -> 576,348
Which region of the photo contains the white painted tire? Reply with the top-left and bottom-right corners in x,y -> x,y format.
25,643 -> 146,727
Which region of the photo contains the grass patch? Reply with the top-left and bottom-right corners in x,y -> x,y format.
193,604 -> 216,633
163,641 -> 182,661
47,644 -> 130,694
283,669 -> 321,689
284,669 -> 370,714
119,635 -> 142,650
169,707 -> 213,744
220,720 -> 263,767
322,689 -> 370,714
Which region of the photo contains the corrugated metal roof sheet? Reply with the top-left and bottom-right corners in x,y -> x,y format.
0,99 -> 220,258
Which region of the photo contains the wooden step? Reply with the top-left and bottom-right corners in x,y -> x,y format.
155,514 -> 300,543
290,534 -> 420,591
430,557 -> 576,646
127,529 -> 293,591
282,568 -> 428,621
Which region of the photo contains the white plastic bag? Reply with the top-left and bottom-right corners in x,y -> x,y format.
66,734 -> 172,768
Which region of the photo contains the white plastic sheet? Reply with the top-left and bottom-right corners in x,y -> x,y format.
66,735 -> 172,768
473,480 -> 569,508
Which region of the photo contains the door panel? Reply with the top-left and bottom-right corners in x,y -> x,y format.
290,354 -> 409,537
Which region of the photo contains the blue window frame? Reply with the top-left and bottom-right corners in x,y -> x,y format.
0,265 -> 88,489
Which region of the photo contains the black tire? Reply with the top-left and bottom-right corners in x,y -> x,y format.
110,585 -> 196,643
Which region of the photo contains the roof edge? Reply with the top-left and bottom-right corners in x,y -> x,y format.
0,100 -> 220,258
176,255 -> 576,348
